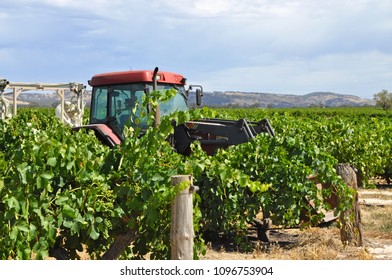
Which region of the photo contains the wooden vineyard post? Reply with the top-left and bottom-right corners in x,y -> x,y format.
170,175 -> 197,260
336,163 -> 363,246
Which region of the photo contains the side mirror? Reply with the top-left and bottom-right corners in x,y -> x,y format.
196,88 -> 203,106
189,85 -> 203,106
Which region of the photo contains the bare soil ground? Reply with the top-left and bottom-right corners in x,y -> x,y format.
201,186 -> 392,260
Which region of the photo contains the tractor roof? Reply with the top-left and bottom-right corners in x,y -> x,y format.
88,70 -> 186,86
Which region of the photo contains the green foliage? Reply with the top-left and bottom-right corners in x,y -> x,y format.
0,110 -> 110,259
190,131 -> 350,240
216,107 -> 392,187
3,105 -> 385,260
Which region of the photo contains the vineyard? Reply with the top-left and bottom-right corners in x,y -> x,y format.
0,106 -> 391,260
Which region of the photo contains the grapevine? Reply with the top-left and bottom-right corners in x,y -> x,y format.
1,106 -> 389,259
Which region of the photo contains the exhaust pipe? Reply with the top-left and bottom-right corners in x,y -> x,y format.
152,67 -> 160,128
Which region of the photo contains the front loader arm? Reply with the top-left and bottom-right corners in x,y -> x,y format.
173,118 -> 274,155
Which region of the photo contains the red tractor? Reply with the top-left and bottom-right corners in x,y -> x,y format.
74,67 -> 274,155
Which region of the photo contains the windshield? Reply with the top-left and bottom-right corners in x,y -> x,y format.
90,83 -> 188,132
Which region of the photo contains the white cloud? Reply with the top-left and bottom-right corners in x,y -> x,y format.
191,0 -> 234,17
1,0 -> 391,98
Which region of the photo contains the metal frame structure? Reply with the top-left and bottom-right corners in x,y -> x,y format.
0,78 -> 86,126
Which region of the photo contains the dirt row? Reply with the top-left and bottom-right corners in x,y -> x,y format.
202,187 -> 392,260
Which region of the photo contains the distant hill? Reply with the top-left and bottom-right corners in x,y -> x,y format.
201,91 -> 375,108
14,90 -> 374,109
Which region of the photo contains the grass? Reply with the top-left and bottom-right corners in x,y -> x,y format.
201,190 -> 392,260
201,226 -> 374,260
361,205 -> 392,238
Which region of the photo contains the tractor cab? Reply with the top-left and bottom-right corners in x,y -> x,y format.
75,68 -> 203,147
90,79 -> 189,131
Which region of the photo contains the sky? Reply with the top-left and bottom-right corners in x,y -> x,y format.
1,0 -> 392,99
